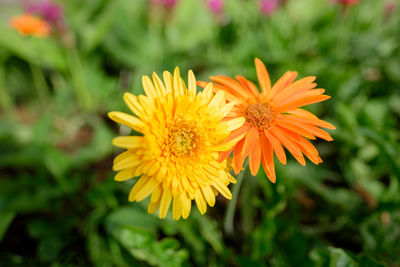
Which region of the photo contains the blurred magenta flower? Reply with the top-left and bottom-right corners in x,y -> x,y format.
164,0 -> 177,8
384,2 -> 396,17
25,0 -> 64,27
150,0 -> 178,9
260,0 -> 278,16
334,0 -> 359,5
208,0 -> 224,14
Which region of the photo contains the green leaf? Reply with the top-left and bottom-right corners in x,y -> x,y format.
106,206 -> 159,232
0,212 -> 15,243
81,1 -> 120,53
105,206 -> 188,266
0,26 -> 66,71
166,0 -> 216,52
310,247 -> 357,267
310,247 -> 385,267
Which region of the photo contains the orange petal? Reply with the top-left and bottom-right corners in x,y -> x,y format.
287,108 -> 319,119
241,127 -> 259,158
284,131 -> 322,165
233,139 -> 246,174
269,71 -> 298,99
278,89 -> 326,106
259,133 -> 276,183
270,127 -> 306,166
197,81 -> 240,102
196,80 -> 209,89
290,123 -> 333,141
282,114 -> 336,130
275,95 -> 331,113
276,120 -> 316,140
263,130 -> 287,165
249,139 -> 261,176
225,124 -> 250,143
219,148 -> 233,162
210,76 -> 250,100
255,58 -> 272,95
271,76 -> 316,103
273,83 -> 317,105
236,75 -> 259,98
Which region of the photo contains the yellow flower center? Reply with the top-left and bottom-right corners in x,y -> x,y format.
168,119 -> 200,157
244,103 -> 274,129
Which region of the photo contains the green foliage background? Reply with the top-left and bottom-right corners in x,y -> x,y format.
0,0 -> 399,266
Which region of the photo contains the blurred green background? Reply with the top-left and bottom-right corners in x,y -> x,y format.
0,0 -> 399,266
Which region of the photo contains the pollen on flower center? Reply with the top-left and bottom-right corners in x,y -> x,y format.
244,103 -> 274,129
168,120 -> 200,157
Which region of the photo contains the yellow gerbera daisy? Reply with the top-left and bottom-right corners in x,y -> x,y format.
108,67 -> 244,220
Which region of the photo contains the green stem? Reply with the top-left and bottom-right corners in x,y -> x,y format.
66,48 -> 93,111
29,62 -> 49,103
0,66 -> 13,116
224,160 -> 248,234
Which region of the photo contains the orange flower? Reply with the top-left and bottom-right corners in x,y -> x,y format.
10,13 -> 50,37
198,58 -> 335,183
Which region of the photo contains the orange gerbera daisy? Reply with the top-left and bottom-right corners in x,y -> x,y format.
10,13 -> 50,37
198,58 -> 335,183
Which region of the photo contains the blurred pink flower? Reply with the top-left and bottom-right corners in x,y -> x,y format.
208,0 -> 224,14
25,0 -> 64,27
164,0 -> 177,8
334,0 -> 359,5
384,2 -> 396,16
150,0 -> 177,9
260,0 -> 278,16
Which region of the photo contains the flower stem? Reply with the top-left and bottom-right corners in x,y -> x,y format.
224,160 -> 248,234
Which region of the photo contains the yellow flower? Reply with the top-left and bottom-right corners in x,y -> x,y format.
109,67 -> 244,220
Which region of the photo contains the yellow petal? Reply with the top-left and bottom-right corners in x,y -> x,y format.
123,93 -> 144,117
163,71 -> 173,94
112,136 -> 143,149
202,83 -> 213,103
201,186 -> 215,207
114,169 -> 136,181
182,195 -> 191,219
194,190 -> 207,214
142,75 -> 157,98
128,177 -> 149,201
212,179 -> 232,199
180,77 -> 188,92
188,70 -> 196,96
209,90 -> 225,107
172,197 -> 183,220
152,72 -> 167,96
108,111 -> 144,132
133,178 -> 160,202
150,186 -> 162,203
218,101 -> 235,118
113,152 -> 140,171
226,117 -> 245,131
173,67 -> 184,96
159,189 -> 172,219
113,150 -> 135,165
148,201 -> 160,214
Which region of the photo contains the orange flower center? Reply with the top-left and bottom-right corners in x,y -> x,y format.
244,103 -> 274,129
168,119 -> 200,157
